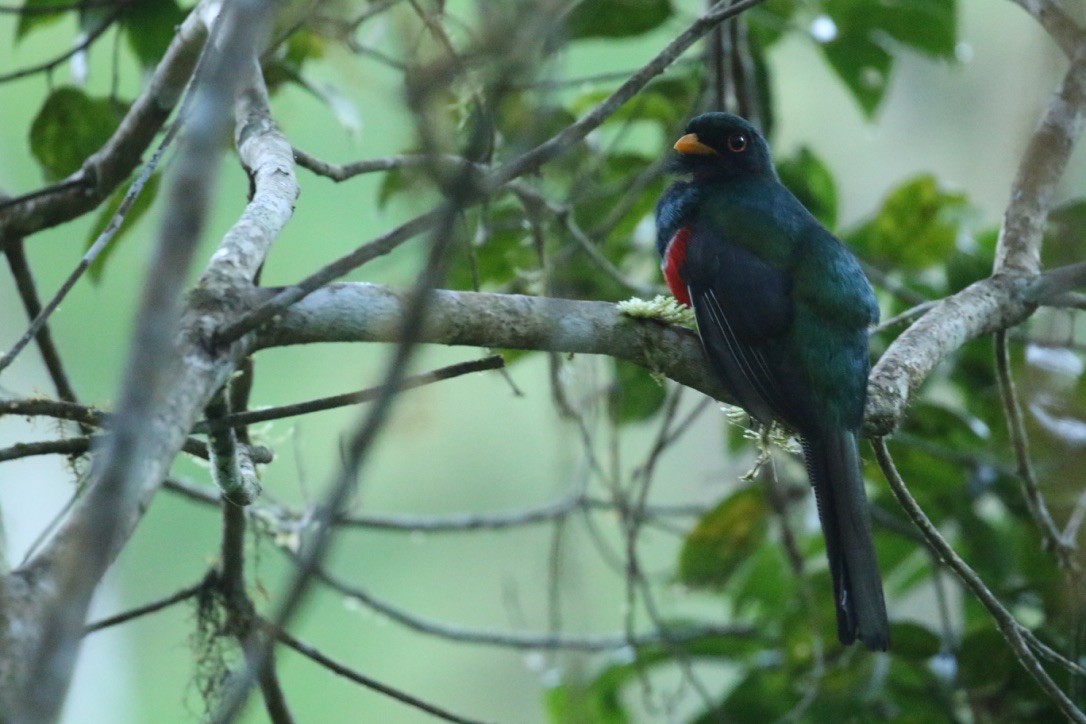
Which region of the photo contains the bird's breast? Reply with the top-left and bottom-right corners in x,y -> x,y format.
661,226 -> 692,307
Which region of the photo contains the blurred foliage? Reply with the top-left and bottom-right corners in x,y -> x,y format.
9,0 -> 1086,721
29,87 -> 126,182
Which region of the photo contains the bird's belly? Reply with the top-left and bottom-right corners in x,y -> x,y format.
662,227 -> 692,307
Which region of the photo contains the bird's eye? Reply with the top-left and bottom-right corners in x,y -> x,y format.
727,132 -> 748,153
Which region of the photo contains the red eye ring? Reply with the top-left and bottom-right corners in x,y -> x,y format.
727,132 -> 748,153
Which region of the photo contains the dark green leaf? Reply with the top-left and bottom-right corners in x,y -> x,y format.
872,0 -> 957,60
746,0 -> 798,48
122,0 -> 185,67
709,667 -> 794,722
819,0 -> 957,117
888,621 -> 942,662
543,681 -> 627,724
1043,198 -> 1086,269
776,145 -> 837,229
29,87 -> 126,182
847,175 -> 969,270
565,0 -> 672,40
679,487 -> 769,588
945,227 -> 997,293
15,0 -> 70,41
958,626 -> 1014,691
608,359 -> 666,424
84,172 -> 161,282
820,30 -> 893,118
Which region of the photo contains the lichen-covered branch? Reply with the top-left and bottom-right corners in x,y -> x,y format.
256,282 -> 728,403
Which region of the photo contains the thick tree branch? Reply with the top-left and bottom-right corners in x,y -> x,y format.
868,48 -> 1086,434
1009,0 -> 1086,58
256,282 -> 727,402
995,47 -> 1086,274
0,1 -> 275,715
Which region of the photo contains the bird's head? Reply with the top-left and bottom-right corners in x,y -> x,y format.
669,113 -> 775,180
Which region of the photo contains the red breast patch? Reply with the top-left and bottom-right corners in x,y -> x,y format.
662,227 -> 692,307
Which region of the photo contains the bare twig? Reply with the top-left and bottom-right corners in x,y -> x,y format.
298,559 -> 752,651
993,330 -> 1075,567
84,581 -> 205,635
3,239 -> 82,408
267,621 -> 486,724
194,355 -> 504,433
0,4 -> 126,84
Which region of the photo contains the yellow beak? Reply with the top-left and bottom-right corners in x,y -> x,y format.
673,133 -> 717,155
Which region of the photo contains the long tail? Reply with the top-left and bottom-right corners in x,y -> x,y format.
802,430 -> 889,650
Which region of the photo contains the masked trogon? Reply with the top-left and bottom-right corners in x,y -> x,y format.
656,112 -> 889,650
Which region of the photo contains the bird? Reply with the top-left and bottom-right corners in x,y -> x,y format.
655,112 -> 889,650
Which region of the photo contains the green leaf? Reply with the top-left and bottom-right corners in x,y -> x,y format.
543,681 -> 628,724
679,487 -> 769,588
820,29 -> 893,118
958,626 -> 1015,691
121,0 -> 186,67
84,172 -> 161,282
1043,198 -> 1086,268
29,87 -> 126,182
708,667 -> 794,723
776,146 -> 837,229
872,0 -> 957,60
945,227 -> 997,293
746,0 -> 798,48
15,0 -> 71,41
565,0 -> 672,40
818,0 -> 957,117
888,621 -> 942,662
607,360 -> 666,424
847,175 -> 969,270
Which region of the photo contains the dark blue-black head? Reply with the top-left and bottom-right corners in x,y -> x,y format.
669,112 -> 775,180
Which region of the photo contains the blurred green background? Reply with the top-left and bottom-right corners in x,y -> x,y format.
0,1 -> 1083,721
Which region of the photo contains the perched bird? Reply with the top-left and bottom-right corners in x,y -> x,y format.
656,112 -> 888,650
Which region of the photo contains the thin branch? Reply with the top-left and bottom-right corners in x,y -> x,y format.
873,438 -> 1086,723
267,621 -> 486,724
993,330 -> 1076,568
194,355 -> 504,433
303,559 -> 752,652
83,581 -> 205,635
1028,261 -> 1086,304
0,4 -> 126,85
0,399 -> 272,464
3,239 -> 82,408
0,437 -> 94,463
